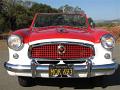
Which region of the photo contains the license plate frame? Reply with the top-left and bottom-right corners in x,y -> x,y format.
49,64 -> 73,78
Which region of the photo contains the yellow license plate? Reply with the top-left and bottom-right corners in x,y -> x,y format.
49,65 -> 73,77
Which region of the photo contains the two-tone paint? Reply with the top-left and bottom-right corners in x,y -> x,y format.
4,13 -> 118,78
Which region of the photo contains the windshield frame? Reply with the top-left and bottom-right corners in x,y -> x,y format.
30,13 -> 91,31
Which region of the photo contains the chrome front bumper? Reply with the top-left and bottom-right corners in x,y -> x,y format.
4,59 -> 118,78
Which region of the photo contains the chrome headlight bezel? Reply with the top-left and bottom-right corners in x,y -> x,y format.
7,35 -> 24,51
101,34 -> 115,50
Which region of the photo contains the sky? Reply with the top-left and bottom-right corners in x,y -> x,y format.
32,0 -> 120,20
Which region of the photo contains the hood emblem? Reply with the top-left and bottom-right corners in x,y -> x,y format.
57,44 -> 66,55
57,28 -> 68,33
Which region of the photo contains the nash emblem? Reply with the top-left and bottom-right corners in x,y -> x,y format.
57,45 -> 66,55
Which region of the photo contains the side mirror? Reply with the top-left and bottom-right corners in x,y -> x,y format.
90,21 -> 95,28
88,18 -> 95,28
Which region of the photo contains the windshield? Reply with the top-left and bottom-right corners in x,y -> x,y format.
34,13 -> 88,28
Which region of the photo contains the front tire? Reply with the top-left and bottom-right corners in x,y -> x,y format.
18,76 -> 34,87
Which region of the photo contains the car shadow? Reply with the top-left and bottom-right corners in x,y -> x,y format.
32,65 -> 120,89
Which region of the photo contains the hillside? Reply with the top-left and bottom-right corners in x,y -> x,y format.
98,26 -> 120,44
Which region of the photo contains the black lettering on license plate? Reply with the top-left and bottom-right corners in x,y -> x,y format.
49,65 -> 73,77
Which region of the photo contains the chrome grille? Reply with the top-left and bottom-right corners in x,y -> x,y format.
29,42 -> 94,60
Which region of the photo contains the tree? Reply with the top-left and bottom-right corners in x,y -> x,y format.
0,1 -> 92,33
0,0 -> 3,12
15,4 -> 32,29
30,3 -> 58,15
59,5 -> 83,14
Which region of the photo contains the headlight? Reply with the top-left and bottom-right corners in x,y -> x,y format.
7,35 -> 23,51
101,34 -> 115,50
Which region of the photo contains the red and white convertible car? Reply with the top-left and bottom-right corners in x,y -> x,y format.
4,13 -> 118,86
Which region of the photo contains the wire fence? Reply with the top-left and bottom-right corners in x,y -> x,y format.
0,35 -> 8,40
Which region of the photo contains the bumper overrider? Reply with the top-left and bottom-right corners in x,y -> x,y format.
4,59 -> 118,78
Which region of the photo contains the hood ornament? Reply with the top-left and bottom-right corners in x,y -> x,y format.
57,27 -> 68,33
57,44 -> 66,55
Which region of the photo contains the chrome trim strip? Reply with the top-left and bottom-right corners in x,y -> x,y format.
4,61 -> 118,78
31,60 -> 37,78
92,63 -> 118,71
34,58 -> 87,61
31,41 -> 94,48
86,59 -> 92,77
4,62 -> 31,72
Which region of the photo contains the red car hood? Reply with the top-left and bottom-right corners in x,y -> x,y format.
28,27 -> 109,43
13,27 -> 109,44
